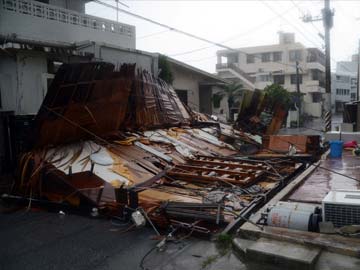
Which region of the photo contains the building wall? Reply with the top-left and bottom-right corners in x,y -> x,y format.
0,56 -> 17,112
0,0 -> 135,48
216,33 -> 326,117
48,0 -> 87,13
78,44 -> 158,74
212,85 -> 229,121
171,64 -> 203,112
0,51 -> 48,115
331,73 -> 357,113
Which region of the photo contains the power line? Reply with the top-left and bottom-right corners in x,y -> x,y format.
170,8 -> 294,57
137,29 -> 171,39
290,0 -> 323,36
93,0 -> 297,69
262,1 -> 324,50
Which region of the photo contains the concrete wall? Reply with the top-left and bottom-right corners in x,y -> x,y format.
0,0 -> 135,48
171,64 -> 203,112
77,43 -> 158,74
304,102 -> 322,117
212,85 -> 229,121
0,56 -> 17,112
0,51 -> 48,114
49,0 -> 87,13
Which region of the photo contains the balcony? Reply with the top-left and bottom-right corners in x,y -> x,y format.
0,0 -> 135,48
216,63 -> 255,83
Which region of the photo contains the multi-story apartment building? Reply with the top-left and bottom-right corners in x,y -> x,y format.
331,56 -> 358,113
331,73 -> 357,113
216,32 -> 326,117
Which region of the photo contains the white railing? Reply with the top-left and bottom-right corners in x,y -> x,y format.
1,0 -> 134,37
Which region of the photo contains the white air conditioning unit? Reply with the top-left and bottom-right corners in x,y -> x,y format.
322,190 -> 360,228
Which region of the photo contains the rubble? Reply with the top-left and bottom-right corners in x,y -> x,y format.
7,62 -> 318,236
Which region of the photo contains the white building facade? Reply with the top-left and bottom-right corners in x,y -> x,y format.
0,0 -> 159,115
216,32 -> 326,117
331,56 -> 358,113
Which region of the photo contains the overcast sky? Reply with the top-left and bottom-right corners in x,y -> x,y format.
86,0 -> 360,73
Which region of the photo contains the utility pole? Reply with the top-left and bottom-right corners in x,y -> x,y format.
115,0 -> 119,22
323,0 -> 333,132
296,61 -> 301,127
357,40 -> 360,100
303,0 -> 334,132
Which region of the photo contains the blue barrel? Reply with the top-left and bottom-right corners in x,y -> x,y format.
330,140 -> 343,158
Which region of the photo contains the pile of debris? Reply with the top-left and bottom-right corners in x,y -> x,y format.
5,62 -> 319,236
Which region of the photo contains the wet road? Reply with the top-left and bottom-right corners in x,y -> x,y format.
289,151 -> 360,203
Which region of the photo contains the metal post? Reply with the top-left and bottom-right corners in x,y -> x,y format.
116,0 -> 119,22
296,61 -> 301,127
323,0 -> 333,132
357,40 -> 360,100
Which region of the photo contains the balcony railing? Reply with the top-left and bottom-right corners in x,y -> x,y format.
216,63 -> 255,83
1,0 -> 134,38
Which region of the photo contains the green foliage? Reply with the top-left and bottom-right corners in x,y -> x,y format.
201,255 -> 218,269
263,83 -> 294,109
201,233 -> 233,269
213,82 -> 243,121
216,233 -> 233,256
212,93 -> 225,108
158,55 -> 174,84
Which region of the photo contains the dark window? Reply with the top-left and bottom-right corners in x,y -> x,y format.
290,74 -> 302,84
273,75 -> 285,85
289,50 -> 302,62
261,53 -> 271,62
227,53 -> 238,64
175,89 -> 188,105
312,93 -> 322,102
246,54 -> 255,64
351,93 -> 356,100
273,52 -> 282,62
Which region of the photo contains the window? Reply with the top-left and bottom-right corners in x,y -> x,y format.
246,54 -> 255,64
351,93 -> 356,100
290,74 -> 302,84
289,50 -> 303,62
273,52 -> 282,62
261,53 -> 271,62
175,89 -> 188,105
227,53 -> 238,64
258,75 -> 271,82
312,93 -> 322,103
273,75 -> 285,85
336,88 -> 350,95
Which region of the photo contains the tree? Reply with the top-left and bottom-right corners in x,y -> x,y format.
158,55 -> 174,84
263,83 -> 295,110
213,82 -> 243,121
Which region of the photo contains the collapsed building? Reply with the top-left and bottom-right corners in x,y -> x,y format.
5,62 -> 321,236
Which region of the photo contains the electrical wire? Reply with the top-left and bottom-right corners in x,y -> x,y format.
169,7 -> 295,57
137,29 -> 171,40
262,1 -> 324,50
139,245 -> 158,270
93,0 -> 297,69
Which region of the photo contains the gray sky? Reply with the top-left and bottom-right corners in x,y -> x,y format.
86,0 -> 360,73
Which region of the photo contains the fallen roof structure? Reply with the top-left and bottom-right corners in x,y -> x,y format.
7,62 -> 318,236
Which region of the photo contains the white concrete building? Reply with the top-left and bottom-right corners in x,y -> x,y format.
331,55 -> 358,113
216,32 -> 326,117
0,0 -> 159,172
166,57 -> 228,119
0,0 -> 158,115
